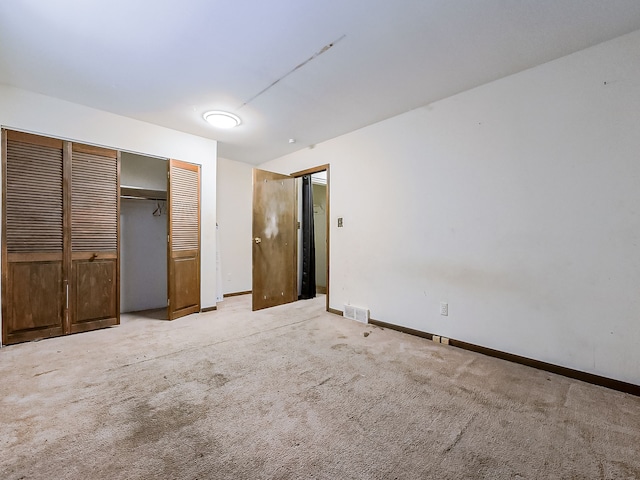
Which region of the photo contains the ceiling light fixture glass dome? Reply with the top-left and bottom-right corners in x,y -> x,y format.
203,110 -> 241,129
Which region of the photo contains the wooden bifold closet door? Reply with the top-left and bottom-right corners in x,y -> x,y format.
2,131 -> 66,344
70,143 -> 119,333
2,130 -> 119,345
167,159 -> 200,320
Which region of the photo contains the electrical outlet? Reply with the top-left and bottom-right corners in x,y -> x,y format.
433,335 -> 441,343
440,302 -> 448,316
441,337 -> 450,345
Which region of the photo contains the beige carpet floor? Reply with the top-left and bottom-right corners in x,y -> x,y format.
1,294 -> 639,480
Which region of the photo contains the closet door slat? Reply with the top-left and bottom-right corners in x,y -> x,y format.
71,151 -> 118,252
167,159 -> 200,320
169,166 -> 199,251
6,140 -> 63,253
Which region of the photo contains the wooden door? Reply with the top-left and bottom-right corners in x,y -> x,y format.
2,131 -> 67,344
252,169 -> 297,311
69,143 -> 120,333
167,159 -> 200,320
2,131 -> 121,344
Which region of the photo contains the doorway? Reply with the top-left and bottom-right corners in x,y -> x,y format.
251,164 -> 330,312
120,152 -> 168,318
293,165 -> 329,312
296,170 -> 328,296
311,172 -> 328,295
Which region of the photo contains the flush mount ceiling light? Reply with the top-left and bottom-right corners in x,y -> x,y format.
203,110 -> 241,129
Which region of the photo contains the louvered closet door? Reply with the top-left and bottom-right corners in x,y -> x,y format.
168,159 -> 200,320
70,143 -> 119,332
2,131 -> 66,344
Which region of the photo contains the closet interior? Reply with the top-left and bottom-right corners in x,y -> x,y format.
120,152 -> 168,317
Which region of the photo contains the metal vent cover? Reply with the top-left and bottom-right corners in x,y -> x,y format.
344,305 -> 369,323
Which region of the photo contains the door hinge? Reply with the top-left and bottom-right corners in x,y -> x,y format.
167,298 -> 170,306
167,234 -> 170,243
65,282 -> 69,309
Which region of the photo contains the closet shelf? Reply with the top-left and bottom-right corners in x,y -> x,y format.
120,185 -> 166,201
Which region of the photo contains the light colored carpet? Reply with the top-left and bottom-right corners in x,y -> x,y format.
1,294 -> 639,479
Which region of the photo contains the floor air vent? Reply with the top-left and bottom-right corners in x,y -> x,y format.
344,305 -> 369,323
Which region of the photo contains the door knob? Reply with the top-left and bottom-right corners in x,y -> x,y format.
254,237 -> 262,244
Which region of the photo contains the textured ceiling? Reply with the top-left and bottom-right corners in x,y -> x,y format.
2,1 -> 640,164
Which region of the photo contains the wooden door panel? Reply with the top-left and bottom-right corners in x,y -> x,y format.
5,261 -> 64,341
168,159 -> 201,320
252,169 -> 297,311
171,250 -> 200,315
72,259 -> 117,330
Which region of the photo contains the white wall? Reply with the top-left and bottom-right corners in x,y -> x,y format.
0,84 -> 218,313
121,152 -> 167,191
259,30 -> 640,385
216,157 -> 252,295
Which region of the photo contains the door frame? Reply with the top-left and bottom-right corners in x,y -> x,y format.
290,164 -> 330,313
